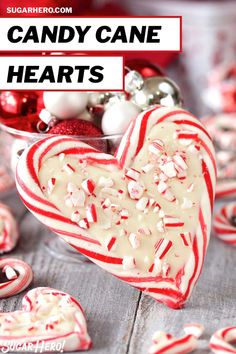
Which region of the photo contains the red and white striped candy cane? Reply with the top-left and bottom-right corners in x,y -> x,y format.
16,106 -> 216,309
213,203 -> 236,245
210,327 -> 236,354
0,287 -> 92,352
148,323 -> 204,354
0,203 -> 19,253
0,258 -> 33,298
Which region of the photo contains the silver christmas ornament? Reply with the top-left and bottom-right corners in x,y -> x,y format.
88,92 -> 125,108
130,76 -> 183,110
125,69 -> 144,94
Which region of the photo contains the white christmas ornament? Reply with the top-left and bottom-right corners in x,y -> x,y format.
43,92 -> 88,119
102,101 -> 141,135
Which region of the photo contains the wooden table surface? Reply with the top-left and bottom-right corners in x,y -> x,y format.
1,190 -> 235,354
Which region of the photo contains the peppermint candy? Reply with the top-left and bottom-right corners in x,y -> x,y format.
0,258 -> 33,298
213,203 -> 236,245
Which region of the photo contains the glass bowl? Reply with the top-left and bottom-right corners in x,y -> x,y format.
0,122 -> 123,263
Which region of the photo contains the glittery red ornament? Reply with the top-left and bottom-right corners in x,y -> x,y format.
48,118 -> 107,152
125,59 -> 164,78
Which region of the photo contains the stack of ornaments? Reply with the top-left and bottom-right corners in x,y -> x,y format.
0,59 -> 182,179
203,62 -> 236,199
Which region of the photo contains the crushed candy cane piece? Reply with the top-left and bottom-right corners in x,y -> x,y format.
81,179 -> 96,195
128,181 -> 145,200
101,198 -> 111,209
58,153 -> 65,161
184,323 -> 204,338
188,144 -> 200,154
101,187 -> 119,197
173,154 -> 188,172
136,197 -> 149,211
181,197 -> 193,209
71,211 -> 80,223
154,238 -> 173,259
156,220 -> 165,233
148,139 -> 164,155
187,183 -> 194,192
141,163 -> 154,173
180,232 -> 192,247
122,256 -> 136,270
47,178 -> 56,195
129,233 -> 140,249
163,216 -> 184,228
69,189 -> 86,207
86,204 -> 97,223
98,176 -> 114,188
62,163 -> 75,175
78,218 -> 89,230
120,209 -> 129,219
125,168 -> 141,181
3,265 -> 17,280
104,236 -> 117,252
157,181 -> 168,194
160,161 -> 177,178
137,227 -> 152,236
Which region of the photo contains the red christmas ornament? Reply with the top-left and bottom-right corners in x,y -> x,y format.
125,59 -> 164,78
0,91 -> 38,126
48,118 -> 107,152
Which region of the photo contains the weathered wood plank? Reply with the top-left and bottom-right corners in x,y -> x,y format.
0,211 -> 141,354
127,237 -> 236,354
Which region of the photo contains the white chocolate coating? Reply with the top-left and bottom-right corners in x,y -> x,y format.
0,287 -> 91,352
39,123 -> 204,277
16,106 -> 216,309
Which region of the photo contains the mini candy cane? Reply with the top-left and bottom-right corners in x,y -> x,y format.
0,287 -> 92,352
0,203 -> 19,253
0,258 -> 33,298
148,323 -> 204,354
213,203 -> 236,245
209,327 -> 236,354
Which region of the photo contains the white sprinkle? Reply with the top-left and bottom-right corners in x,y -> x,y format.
122,256 -> 136,270
129,233 -> 140,249
98,176 -> 114,188
181,197 -> 193,209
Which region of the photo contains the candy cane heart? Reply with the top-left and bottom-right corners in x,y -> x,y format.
16,105 -> 216,309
